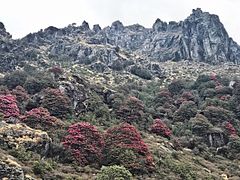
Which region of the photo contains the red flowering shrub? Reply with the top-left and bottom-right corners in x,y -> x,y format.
116,96 -> 145,123
103,123 -> 155,174
224,122 -> 237,137
62,122 -> 104,166
41,88 -> 73,118
21,107 -> 63,131
150,119 -> 171,138
0,94 -> 20,118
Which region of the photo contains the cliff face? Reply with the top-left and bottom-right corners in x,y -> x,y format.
0,8 -> 240,73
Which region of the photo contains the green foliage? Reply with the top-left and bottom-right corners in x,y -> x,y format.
189,114 -> 213,136
9,146 -> 33,162
96,165 -> 133,180
3,70 -> 28,89
168,80 -> 186,95
173,101 -> 197,122
162,156 -> 197,180
32,160 -> 53,176
130,66 -> 152,80
203,106 -> 234,125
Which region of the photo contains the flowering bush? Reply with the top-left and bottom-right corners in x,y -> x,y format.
21,107 -> 63,130
41,88 -> 72,118
62,122 -> 104,166
150,119 -> 171,138
103,123 -> 155,174
116,96 -> 145,123
224,122 -> 237,137
0,94 -> 20,118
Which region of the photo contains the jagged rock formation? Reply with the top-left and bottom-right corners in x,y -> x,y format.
0,8 -> 240,74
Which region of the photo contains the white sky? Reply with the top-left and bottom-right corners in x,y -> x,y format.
1,0 -> 239,43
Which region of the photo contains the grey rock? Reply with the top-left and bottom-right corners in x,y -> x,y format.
1,8 -> 240,74
93,24 -> 101,33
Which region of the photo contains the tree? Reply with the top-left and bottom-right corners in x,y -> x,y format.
62,122 -> 104,166
0,94 -> 20,118
103,123 -> 155,174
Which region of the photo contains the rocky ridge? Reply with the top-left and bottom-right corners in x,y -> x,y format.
1,8 -> 240,75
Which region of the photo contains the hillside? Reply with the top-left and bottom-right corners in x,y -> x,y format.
1,8 -> 240,180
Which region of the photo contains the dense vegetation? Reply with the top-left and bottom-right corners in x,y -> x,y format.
1,67 -> 240,179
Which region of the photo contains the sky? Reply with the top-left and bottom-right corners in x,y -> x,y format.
1,0 -> 239,43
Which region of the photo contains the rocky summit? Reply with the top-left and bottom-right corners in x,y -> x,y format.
1,8 -> 240,180
1,8 -> 240,74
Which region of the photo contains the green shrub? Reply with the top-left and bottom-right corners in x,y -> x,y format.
32,160 -> 53,176
168,80 -> 186,95
173,101 -> 197,122
3,70 -> 28,89
130,66 -> 152,80
96,165 -> 133,180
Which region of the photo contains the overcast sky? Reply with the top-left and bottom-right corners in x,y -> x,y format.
1,0 -> 239,43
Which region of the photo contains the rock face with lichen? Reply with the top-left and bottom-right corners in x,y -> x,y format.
0,121 -> 51,156
0,152 -> 24,180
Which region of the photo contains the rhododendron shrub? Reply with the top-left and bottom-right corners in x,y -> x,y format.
116,96 -> 145,123
224,122 -> 237,137
0,94 -> 20,118
150,119 -> 171,138
21,107 -> 63,130
103,123 -> 155,174
62,122 -> 104,166
41,88 -> 73,118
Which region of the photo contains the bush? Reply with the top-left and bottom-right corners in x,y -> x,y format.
116,96 -> 145,123
173,101 -> 197,122
168,80 -> 186,95
153,89 -> 174,107
103,123 -> 155,174
24,77 -> 43,94
150,119 -> 171,138
96,165 -> 133,180
0,94 -> 20,118
189,114 -> 212,136
11,86 -> 29,113
41,88 -> 73,118
21,107 -> 64,131
62,122 -> 104,166
3,70 -> 28,89
203,106 -> 233,125
32,160 -> 53,176
130,66 -> 152,80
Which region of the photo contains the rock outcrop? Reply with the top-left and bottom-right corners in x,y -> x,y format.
0,121 -> 51,156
